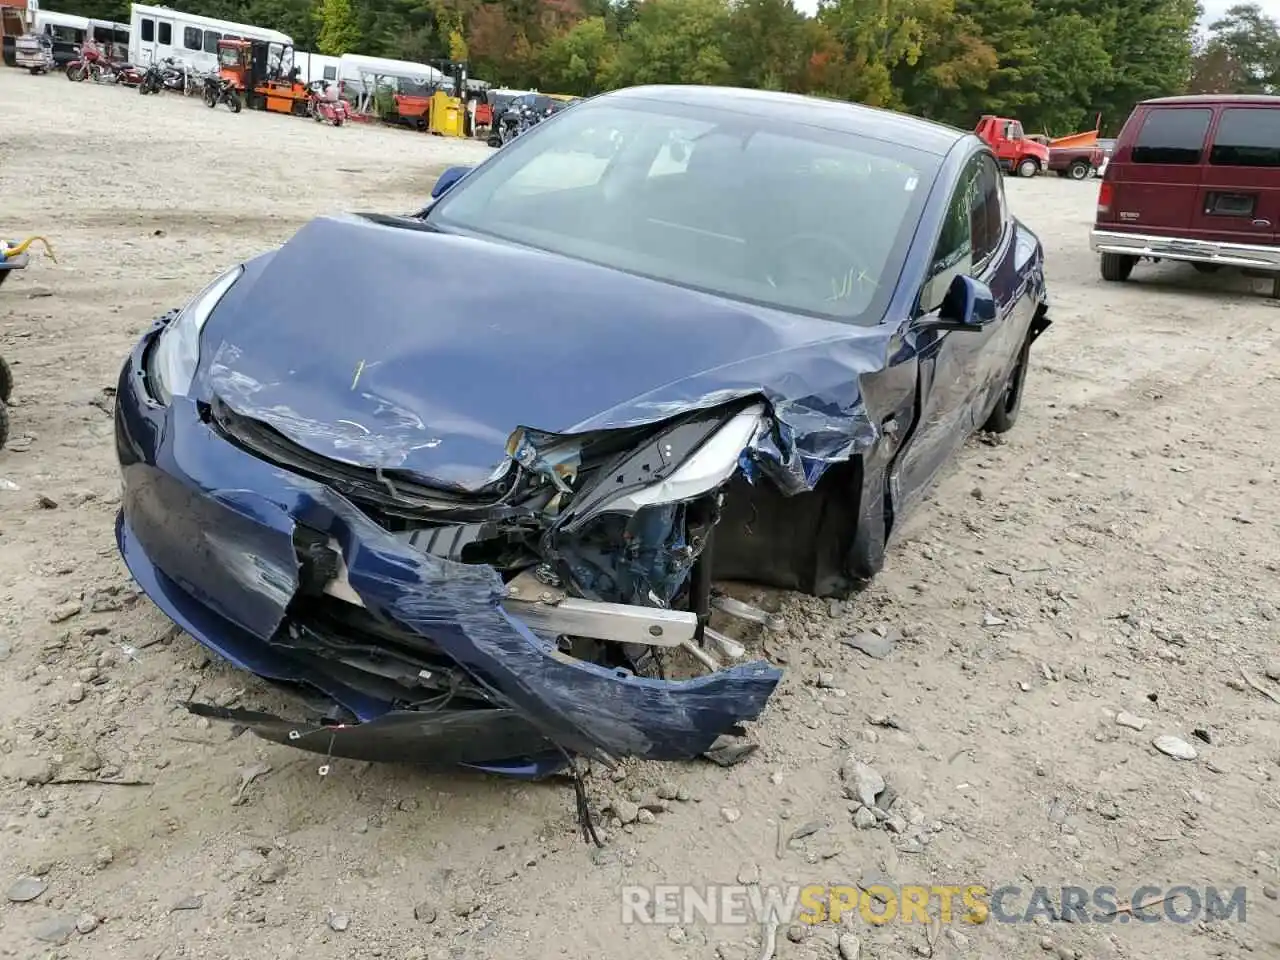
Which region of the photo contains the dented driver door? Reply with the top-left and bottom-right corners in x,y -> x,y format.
891,153 -> 1004,522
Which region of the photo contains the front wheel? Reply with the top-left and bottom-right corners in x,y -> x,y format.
1100,252 -> 1137,282
204,87 -> 217,108
1017,158 -> 1039,178
982,336 -> 1031,434
226,93 -> 241,113
66,63 -> 84,81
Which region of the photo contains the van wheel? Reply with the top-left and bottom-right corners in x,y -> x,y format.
1068,160 -> 1089,180
982,335 -> 1031,434
1017,158 -> 1039,178
1100,252 -> 1136,282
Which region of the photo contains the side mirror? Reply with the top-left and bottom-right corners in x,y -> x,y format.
430,165 -> 472,199
918,274 -> 997,333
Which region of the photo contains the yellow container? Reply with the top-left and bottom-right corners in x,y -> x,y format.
429,90 -> 466,137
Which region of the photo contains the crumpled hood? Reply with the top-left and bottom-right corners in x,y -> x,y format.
196,214 -> 892,491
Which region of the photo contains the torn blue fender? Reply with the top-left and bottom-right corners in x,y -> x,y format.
115,333 -> 781,775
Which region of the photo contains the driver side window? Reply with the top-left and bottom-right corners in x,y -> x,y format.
919,156 -> 980,314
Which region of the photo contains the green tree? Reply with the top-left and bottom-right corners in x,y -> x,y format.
608,0 -> 733,87
815,0 -> 947,107
1031,11 -> 1114,134
894,0 -> 999,124
317,0 -> 361,54
1197,2 -> 1280,92
724,0 -> 807,90
539,16 -> 617,94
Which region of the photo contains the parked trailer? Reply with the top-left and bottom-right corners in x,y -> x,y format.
337,53 -> 444,112
34,10 -> 87,66
129,3 -> 290,73
293,49 -> 339,85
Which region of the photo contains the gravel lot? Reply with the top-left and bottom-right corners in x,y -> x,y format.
2,68 -> 1279,960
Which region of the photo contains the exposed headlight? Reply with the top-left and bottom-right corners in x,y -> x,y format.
150,265 -> 242,401
598,403 -> 765,513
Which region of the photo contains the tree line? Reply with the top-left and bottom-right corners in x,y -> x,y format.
42,0 -> 1280,135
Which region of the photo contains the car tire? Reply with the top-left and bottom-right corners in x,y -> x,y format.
982,336 -> 1031,434
1068,160 -> 1089,180
1100,252 -> 1136,282
1017,158 -> 1039,178
0,399 -> 9,451
0,355 -> 11,403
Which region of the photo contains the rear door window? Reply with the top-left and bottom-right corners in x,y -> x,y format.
971,156 -> 1004,263
140,18 -> 154,42
1209,108 -> 1280,167
1132,108 -> 1212,164
157,22 -> 172,46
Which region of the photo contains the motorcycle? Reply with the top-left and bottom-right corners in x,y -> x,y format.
65,44 -> 111,82
64,41 -> 141,85
306,85 -> 349,126
139,57 -> 186,95
202,74 -> 242,113
492,101 -> 555,147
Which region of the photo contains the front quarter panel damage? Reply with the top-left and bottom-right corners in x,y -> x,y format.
116,381 -> 782,766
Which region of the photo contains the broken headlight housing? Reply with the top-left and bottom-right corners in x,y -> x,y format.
150,264 -> 243,402
555,402 -> 766,535
595,403 -> 765,514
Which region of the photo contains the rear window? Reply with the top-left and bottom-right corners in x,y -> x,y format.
1210,108 -> 1280,167
1132,108 -> 1211,164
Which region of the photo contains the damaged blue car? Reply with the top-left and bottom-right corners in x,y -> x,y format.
114,85 -> 1050,788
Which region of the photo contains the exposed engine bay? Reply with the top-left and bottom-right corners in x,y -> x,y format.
208,394 -> 801,685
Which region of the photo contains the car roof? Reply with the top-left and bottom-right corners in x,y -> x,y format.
597,85 -> 967,157
1141,94 -> 1280,107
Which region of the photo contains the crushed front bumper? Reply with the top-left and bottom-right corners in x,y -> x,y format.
113,324 -> 781,777
1090,229 -> 1280,270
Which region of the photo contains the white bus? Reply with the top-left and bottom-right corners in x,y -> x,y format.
293,49 -> 340,85
33,11 -> 129,65
128,3 -> 290,72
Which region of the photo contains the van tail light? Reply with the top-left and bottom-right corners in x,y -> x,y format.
1097,181 -> 1113,218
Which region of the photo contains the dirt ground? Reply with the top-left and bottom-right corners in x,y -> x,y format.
2,69 -> 1279,960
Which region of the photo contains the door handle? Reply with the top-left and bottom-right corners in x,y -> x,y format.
1253,219 -> 1272,228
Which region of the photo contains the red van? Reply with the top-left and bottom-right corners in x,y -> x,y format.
1091,94 -> 1280,294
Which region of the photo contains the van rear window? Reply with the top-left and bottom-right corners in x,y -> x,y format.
1210,108 -> 1280,167
1132,108 -> 1212,164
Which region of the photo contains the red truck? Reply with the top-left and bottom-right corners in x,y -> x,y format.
1048,144 -> 1105,180
974,115 -> 1050,178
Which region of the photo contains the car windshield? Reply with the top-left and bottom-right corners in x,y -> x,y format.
425,98 -> 935,323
